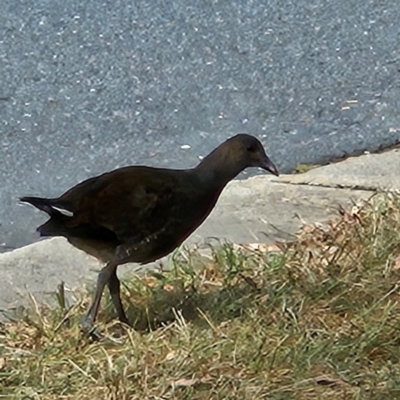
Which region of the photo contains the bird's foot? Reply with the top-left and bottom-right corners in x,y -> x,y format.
118,314 -> 131,326
80,315 -> 104,341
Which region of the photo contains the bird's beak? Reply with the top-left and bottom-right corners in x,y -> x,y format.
260,156 -> 279,176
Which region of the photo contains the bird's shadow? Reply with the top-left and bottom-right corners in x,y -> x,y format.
97,242 -> 286,333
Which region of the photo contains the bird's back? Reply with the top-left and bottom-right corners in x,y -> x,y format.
31,166 -> 222,264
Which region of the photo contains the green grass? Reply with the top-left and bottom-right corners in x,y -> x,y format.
2,193 -> 400,399
293,163 -> 321,174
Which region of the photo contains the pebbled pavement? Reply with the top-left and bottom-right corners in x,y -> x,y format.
2,1 -> 400,252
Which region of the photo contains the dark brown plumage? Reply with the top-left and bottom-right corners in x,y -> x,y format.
21,134 -> 278,330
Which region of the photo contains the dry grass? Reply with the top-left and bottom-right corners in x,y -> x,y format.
2,193 -> 400,399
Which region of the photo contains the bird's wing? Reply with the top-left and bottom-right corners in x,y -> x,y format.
60,167 -> 197,246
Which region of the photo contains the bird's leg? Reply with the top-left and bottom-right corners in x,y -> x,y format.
81,260 -> 118,332
108,269 -> 130,325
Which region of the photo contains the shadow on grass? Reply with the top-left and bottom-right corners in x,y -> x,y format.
101,241 -> 289,333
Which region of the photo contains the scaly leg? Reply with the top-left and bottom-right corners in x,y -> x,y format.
81,260 -> 119,332
108,269 -> 130,325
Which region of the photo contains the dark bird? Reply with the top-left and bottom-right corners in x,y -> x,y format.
21,134 -> 278,331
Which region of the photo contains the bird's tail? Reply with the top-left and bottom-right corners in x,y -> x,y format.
20,196 -> 72,237
20,196 -> 58,216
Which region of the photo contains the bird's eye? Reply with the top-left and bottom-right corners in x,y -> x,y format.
247,145 -> 256,152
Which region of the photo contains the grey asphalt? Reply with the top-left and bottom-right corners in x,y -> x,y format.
2,1 -> 400,252
1,148 -> 399,316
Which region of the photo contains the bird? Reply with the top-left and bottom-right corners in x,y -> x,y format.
20,134 -> 279,331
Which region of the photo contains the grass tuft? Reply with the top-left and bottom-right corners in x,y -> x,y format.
2,193 -> 400,399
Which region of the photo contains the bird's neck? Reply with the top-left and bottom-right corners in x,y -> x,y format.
194,149 -> 243,189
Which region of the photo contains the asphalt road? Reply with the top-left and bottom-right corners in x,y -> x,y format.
1,0 -> 400,251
